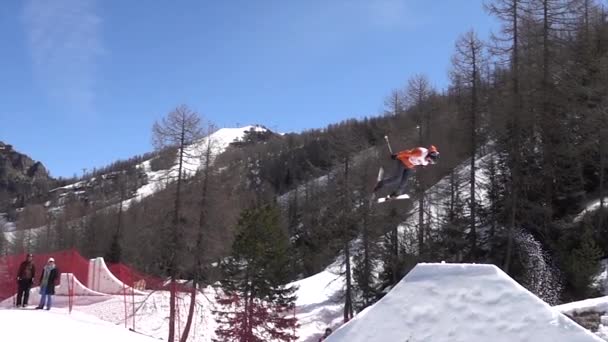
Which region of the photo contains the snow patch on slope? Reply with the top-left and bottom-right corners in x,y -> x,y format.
125,125 -> 267,208
575,197 -> 608,222
290,261 -> 345,342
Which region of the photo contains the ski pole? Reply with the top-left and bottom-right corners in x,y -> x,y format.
384,135 -> 393,155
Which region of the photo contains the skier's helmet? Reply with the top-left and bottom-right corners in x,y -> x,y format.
427,145 -> 439,164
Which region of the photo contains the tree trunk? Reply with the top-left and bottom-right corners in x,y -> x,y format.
343,157 -> 354,322
541,0 -> 553,233
362,205 -> 371,306
469,37 -> 478,260
168,117 -> 186,342
504,0 -> 520,273
391,211 -> 399,285
600,108 -> 606,230
417,123 -> 425,256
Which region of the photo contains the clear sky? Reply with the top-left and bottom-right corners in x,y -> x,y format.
0,0 -> 497,178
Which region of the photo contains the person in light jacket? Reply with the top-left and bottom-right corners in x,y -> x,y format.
36,257 -> 58,310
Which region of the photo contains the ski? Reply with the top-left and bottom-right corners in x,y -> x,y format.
377,194 -> 410,203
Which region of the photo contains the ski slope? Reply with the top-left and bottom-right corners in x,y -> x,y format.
0,309 -> 159,342
326,263 -> 603,342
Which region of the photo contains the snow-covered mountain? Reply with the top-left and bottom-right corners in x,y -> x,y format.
123,125 -> 269,208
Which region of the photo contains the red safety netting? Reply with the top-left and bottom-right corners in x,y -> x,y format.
1,248 -> 200,340
0,249 -> 90,309
108,262 -> 193,293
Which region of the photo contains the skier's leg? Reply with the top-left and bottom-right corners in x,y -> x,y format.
396,168 -> 412,195
381,161 -> 405,189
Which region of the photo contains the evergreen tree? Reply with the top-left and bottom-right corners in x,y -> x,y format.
559,218 -> 603,300
214,204 -> 298,342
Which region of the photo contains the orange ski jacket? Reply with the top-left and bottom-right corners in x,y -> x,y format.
395,147 -> 431,169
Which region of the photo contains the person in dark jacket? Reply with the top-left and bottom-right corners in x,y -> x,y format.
36,257 -> 58,310
16,253 -> 36,307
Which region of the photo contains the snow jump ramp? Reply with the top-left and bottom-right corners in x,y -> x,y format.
88,257 -> 146,295
326,263 -> 604,342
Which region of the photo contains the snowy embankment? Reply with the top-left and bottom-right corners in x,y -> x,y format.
555,296 -> 608,341
0,309 -> 159,342
289,261 -> 346,342
327,263 -> 603,342
574,197 -> 608,222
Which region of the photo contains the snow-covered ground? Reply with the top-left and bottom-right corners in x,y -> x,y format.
1,288 -> 216,342
290,262 -> 345,342
326,263 -> 603,342
575,197 -> 608,222
555,296 -> 608,340
0,268 -> 342,342
556,296 -> 608,316
0,308 -> 158,342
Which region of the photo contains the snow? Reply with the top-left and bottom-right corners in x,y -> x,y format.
555,295 -> 608,340
123,125 -> 267,209
575,197 -> 608,222
0,288 -> 216,342
0,309 -> 159,342
326,263 -> 603,342
0,255 -> 345,342
555,296 -> 608,315
50,180 -> 87,192
290,265 -> 345,342
72,289 -> 217,342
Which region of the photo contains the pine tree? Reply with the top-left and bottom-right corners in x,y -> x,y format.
561,219 -> 603,299
451,30 -> 486,260
214,204 -> 298,342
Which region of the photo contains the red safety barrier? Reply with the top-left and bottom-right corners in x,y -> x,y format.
0,249 -> 90,310
1,249 -> 200,341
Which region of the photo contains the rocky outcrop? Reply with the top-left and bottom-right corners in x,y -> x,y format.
0,141 -> 52,210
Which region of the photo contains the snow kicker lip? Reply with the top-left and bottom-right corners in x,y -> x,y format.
88,257 -> 147,296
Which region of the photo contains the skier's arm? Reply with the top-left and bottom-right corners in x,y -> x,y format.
395,149 -> 414,160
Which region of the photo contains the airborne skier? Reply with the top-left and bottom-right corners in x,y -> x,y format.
373,140 -> 439,202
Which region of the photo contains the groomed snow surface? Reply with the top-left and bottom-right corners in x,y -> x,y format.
1,309 -> 158,342
326,263 -> 603,342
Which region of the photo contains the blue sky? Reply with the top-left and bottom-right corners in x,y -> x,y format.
0,0 -> 497,178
